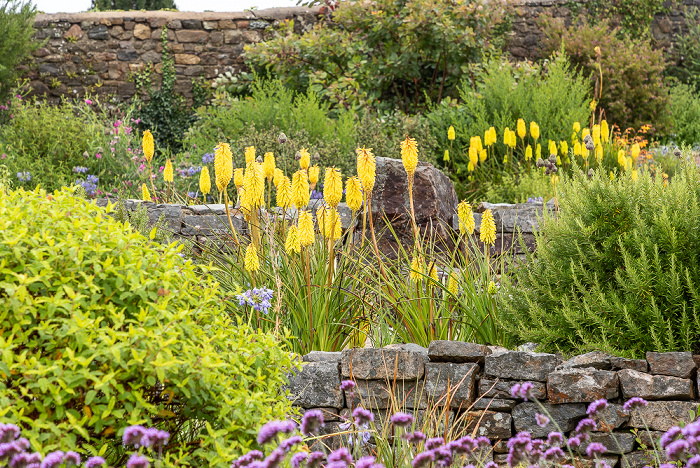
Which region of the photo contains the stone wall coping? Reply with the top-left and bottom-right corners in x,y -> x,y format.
35,6 -> 321,24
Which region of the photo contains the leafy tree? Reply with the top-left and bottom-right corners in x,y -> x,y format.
90,0 -> 177,10
0,0 -> 37,107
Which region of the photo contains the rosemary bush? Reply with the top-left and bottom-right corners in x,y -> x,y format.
500,160 -> 700,357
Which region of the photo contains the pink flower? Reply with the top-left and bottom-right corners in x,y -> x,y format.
124,127 -> 132,135
1,154 -> 5,159
114,120 -> 121,128
159,166 -> 164,172
96,153 -> 102,159
110,148 -> 115,153
85,99 -> 92,105
138,164 -> 145,172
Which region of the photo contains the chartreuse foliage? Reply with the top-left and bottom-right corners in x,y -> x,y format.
499,161 -> 700,358
0,187 -> 296,466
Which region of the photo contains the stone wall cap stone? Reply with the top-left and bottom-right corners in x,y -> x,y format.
341,347 -> 425,380
303,351 -> 342,363
485,351 -> 561,381
547,367 -> 619,403
428,340 -> 490,364
646,351 -> 696,378
558,351 -> 613,370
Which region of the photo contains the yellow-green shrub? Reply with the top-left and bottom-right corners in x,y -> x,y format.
0,187 -> 296,466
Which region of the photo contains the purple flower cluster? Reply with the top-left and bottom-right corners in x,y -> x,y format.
75,175 -> 99,197
236,288 -> 274,314
73,166 -> 89,174
509,382 -> 534,401
257,420 -> 297,446
660,418 -> 700,465
202,153 -> 215,164
177,165 -> 202,178
122,425 -> 170,450
17,171 -> 31,182
526,196 -> 544,203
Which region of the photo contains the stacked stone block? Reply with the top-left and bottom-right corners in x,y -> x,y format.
285,343 -> 700,467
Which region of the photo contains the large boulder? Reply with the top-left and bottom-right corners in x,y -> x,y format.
369,157 -> 457,256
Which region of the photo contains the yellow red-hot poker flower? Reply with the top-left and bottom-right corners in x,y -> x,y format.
428,262 -> 438,282
503,127 -> 510,145
142,129 -> 154,164
447,126 -> 455,141
244,146 -> 256,165
285,225 -> 301,254
448,272 -> 459,296
163,159 -> 173,183
276,176 -> 292,208
299,148 -> 310,170
517,119 -> 526,140
631,143 -> 641,160
595,144 -> 603,163
234,168 -> 244,189
480,209 -> 496,246
479,149 -> 487,163
536,143 -> 541,159
444,150 -> 450,162
617,150 -> 627,168
509,130 -> 517,148
457,200 -> 474,235
631,170 -> 638,181
244,243 -> 260,273
326,207 -> 342,241
489,127 -> 497,146
214,142 -> 233,191
548,140 -> 557,156
324,167 -> 343,208
142,183 -> 152,201
308,165 -> 320,189
263,152 -> 275,181
345,177 -> 363,212
574,141 -> 582,156
592,125 -> 601,146
400,136 -> 418,177
601,120 -> 609,143
409,254 -> 424,282
243,161 -> 265,208
291,169 -> 310,209
560,141 -> 568,156
356,146 -> 376,195
317,206 -> 328,238
298,210 -> 315,246
273,168 -> 284,187
469,146 -> 479,168
573,122 -> 581,133
199,166 -> 211,195
530,122 -> 540,140
525,145 -> 533,161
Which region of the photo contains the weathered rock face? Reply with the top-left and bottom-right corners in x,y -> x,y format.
577,432 -> 637,455
428,341 -> 490,364
558,351 -> 613,370
611,357 -> 648,373
485,351 -> 561,381
345,379 -> 426,410
629,401 -> 700,431
618,368 -> 694,400
547,368 -> 619,404
423,362 -> 479,408
341,348 -> 425,380
646,351 -> 696,378
285,361 -> 344,409
590,403 -> 629,431
369,157 -> 457,257
512,402 -> 587,438
464,411 -> 513,439
478,379 -> 547,400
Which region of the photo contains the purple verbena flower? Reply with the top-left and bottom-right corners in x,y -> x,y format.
40,451 -> 64,468
231,450 -> 264,468
340,380 -> 356,392
11,452 -> 42,468
687,455 -> 700,468
575,418 -> 597,434
264,447 -> 287,468
280,436 -> 303,452
301,410 -> 325,436
587,399 -> 608,416
510,383 -> 521,399
306,451 -> 326,468
257,420 -> 296,445
535,413 -> 549,427
433,446 -> 452,467
353,407 -> 374,426
506,432 -> 532,452
683,421 -> 700,438
291,452 -> 308,468
123,425 -> 146,448
141,428 -> 170,449
567,435 -> 583,448
328,447 -> 353,465
390,412 -> 414,428
544,447 -> 565,462
475,436 -> 491,448
402,431 -> 426,444
660,427 -> 681,449
425,437 -> 444,451
586,442 -> 607,457
356,456 -> 375,468
126,453 -> 150,468
547,432 -> 564,446
63,452 -> 80,467
484,462 -> 498,468
623,397 -> 648,411
666,439 -> 689,461
85,457 -> 106,468
0,424 -> 20,444
519,382 -> 534,401
411,450 -> 435,468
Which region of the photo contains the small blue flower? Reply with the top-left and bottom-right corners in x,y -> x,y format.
202,153 -> 215,164
16,171 -> 31,182
73,166 -> 89,174
236,288 -> 274,314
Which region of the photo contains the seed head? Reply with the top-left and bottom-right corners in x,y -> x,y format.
278,132 -> 288,144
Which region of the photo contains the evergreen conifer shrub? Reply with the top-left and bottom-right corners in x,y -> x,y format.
0,187 -> 295,466
499,163 -> 700,357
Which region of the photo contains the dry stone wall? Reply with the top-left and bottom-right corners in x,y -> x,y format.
287,342 -> 700,466
29,1 -> 699,102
